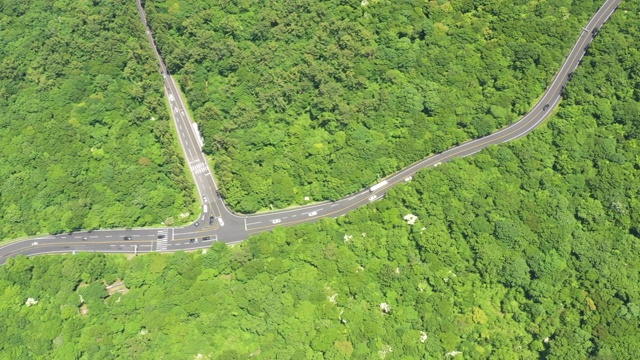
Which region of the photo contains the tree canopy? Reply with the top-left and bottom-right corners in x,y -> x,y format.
1,2 -> 639,356
144,0 -> 600,212
0,0 -> 196,239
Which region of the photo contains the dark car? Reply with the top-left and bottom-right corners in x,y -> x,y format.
209,216 -> 215,225
123,236 -> 133,241
157,234 -> 165,239
202,236 -> 212,241
543,104 -> 550,111
189,238 -> 197,243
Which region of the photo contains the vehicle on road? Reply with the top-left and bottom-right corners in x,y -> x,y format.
272,219 -> 281,224
308,211 -> 317,217
82,237 -> 87,241
368,195 -> 378,202
203,204 -> 208,213
543,104 -> 550,111
209,216 -> 215,225
157,235 -> 164,239
124,236 -> 133,241
194,222 -> 200,227
434,162 -> 441,167
169,94 -> 174,102
369,180 -> 388,193
218,217 -> 224,226
189,238 -> 196,243
202,236 -> 212,241
203,195 -> 207,202
404,176 -> 413,182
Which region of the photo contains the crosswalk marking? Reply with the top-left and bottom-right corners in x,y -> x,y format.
190,161 -> 209,175
157,230 -> 168,251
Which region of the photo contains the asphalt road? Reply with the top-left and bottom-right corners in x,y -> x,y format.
0,0 -> 622,264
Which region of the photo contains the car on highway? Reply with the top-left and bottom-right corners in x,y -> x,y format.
189,238 -> 196,243
543,104 -> 550,111
157,234 -> 165,239
368,195 -> 378,202
124,236 -> 133,241
202,236 -> 212,241
82,237 -> 88,241
209,216 -> 215,225
404,176 -> 413,182
272,219 -> 281,224
203,195 -> 207,203
308,211 -> 317,217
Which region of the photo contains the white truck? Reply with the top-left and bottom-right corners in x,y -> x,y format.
369,180 -> 388,192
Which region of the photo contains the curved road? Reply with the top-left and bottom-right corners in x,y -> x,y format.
0,0 -> 622,264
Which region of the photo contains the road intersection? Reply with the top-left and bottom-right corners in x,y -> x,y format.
0,0 -> 622,264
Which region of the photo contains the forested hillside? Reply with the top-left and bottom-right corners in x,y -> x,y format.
1,2 -> 638,357
0,0 -> 195,239
144,0 -> 601,212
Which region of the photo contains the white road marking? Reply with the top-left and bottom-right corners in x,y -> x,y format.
190,161 -> 208,175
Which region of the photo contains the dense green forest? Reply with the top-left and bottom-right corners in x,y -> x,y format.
0,0 -> 195,240
144,0 -> 603,212
1,2 -> 639,357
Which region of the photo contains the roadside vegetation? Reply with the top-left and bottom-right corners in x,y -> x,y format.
1,3 -> 639,356
144,0 -> 601,212
0,0 -> 195,239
